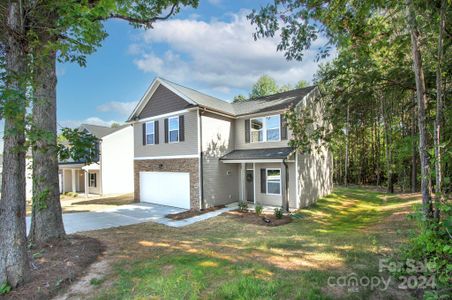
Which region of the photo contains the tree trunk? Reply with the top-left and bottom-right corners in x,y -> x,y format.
344,102 -> 350,186
433,0 -> 446,220
406,0 -> 433,218
380,96 -> 394,193
411,94 -> 417,193
29,45 -> 66,243
0,0 -> 30,287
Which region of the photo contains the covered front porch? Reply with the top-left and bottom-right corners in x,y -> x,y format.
59,163 -> 101,195
220,147 -> 296,211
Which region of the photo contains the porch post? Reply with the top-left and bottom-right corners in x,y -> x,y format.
84,170 -> 89,197
62,170 -> 66,193
240,163 -> 246,202
71,169 -> 76,192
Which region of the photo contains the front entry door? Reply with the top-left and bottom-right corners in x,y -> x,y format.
246,170 -> 254,202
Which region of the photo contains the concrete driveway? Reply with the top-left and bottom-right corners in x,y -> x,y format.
26,203 -> 186,234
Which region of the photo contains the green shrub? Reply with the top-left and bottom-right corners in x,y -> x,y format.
255,204 -> 263,216
392,203 -> 452,299
0,282 -> 11,295
274,208 -> 283,219
238,202 -> 248,212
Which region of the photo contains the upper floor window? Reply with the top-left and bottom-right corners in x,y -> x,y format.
145,121 -> 155,144
168,116 -> 179,143
250,115 -> 280,143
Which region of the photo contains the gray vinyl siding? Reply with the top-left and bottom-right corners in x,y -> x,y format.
138,85 -> 194,119
134,109 -> 199,158
201,112 -> 239,206
253,162 -> 296,208
234,113 -> 292,150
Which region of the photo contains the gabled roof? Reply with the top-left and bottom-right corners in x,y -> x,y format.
128,77 -> 317,120
232,86 -> 316,116
158,78 -> 236,115
80,124 -> 128,139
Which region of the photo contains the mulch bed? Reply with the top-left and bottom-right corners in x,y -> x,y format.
166,205 -> 226,220
3,235 -> 104,300
225,210 -> 292,226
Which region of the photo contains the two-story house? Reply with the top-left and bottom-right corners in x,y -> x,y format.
128,77 -> 333,210
59,124 -> 134,196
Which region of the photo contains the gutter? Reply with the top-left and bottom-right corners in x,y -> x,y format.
283,157 -> 289,212
199,108 -> 205,210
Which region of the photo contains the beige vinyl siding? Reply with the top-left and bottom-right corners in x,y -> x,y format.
134,110 -> 199,158
201,112 -> 239,206
296,148 -> 333,207
295,88 -> 333,208
253,162 -> 296,208
234,113 -> 292,150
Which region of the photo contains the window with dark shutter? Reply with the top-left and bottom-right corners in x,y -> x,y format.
260,168 -> 266,193
154,120 -> 159,144
164,118 -> 168,143
179,115 -> 185,142
245,119 -> 250,143
280,114 -> 288,140
142,123 -> 146,145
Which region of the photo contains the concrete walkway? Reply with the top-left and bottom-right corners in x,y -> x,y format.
26,203 -> 237,234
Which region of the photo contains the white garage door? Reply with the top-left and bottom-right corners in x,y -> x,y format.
140,171 -> 190,209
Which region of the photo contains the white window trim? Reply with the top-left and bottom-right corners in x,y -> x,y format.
266,168 -> 281,196
168,116 -> 180,143
250,114 -> 281,143
145,121 -> 155,145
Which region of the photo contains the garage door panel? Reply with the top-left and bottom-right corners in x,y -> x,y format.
140,172 -> 190,209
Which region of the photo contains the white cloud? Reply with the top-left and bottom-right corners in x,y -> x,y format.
59,117 -> 122,129
96,101 -> 138,117
131,10 -> 331,96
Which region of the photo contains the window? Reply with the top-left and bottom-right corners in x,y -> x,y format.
266,169 -> 281,195
168,116 -> 179,143
250,115 -> 280,143
266,115 -> 280,141
89,173 -> 97,188
145,121 -> 155,145
250,118 -> 264,142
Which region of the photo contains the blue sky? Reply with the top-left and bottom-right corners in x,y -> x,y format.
0,1 -> 333,152
55,0 -> 330,128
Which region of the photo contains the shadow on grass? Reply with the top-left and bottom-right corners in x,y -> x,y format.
87,187 -> 419,300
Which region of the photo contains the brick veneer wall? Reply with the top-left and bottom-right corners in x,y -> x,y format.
134,158 -> 200,210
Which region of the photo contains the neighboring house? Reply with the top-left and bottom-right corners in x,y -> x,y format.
0,153 -> 34,200
59,124 -> 134,195
128,77 -> 333,210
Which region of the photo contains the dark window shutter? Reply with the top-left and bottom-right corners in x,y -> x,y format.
245,119 -> 250,143
260,168 -> 266,193
142,123 -> 146,145
154,120 -> 159,144
179,115 -> 185,142
280,114 -> 288,140
164,118 -> 168,143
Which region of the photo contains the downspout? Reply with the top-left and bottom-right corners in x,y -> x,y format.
283,157 -> 289,212
199,108 -> 205,210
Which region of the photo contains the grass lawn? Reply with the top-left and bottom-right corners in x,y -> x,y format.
73,187 -> 420,299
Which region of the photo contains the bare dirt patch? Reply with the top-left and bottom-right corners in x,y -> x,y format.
166,205 -> 225,220
2,235 -> 103,300
224,210 -> 292,226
